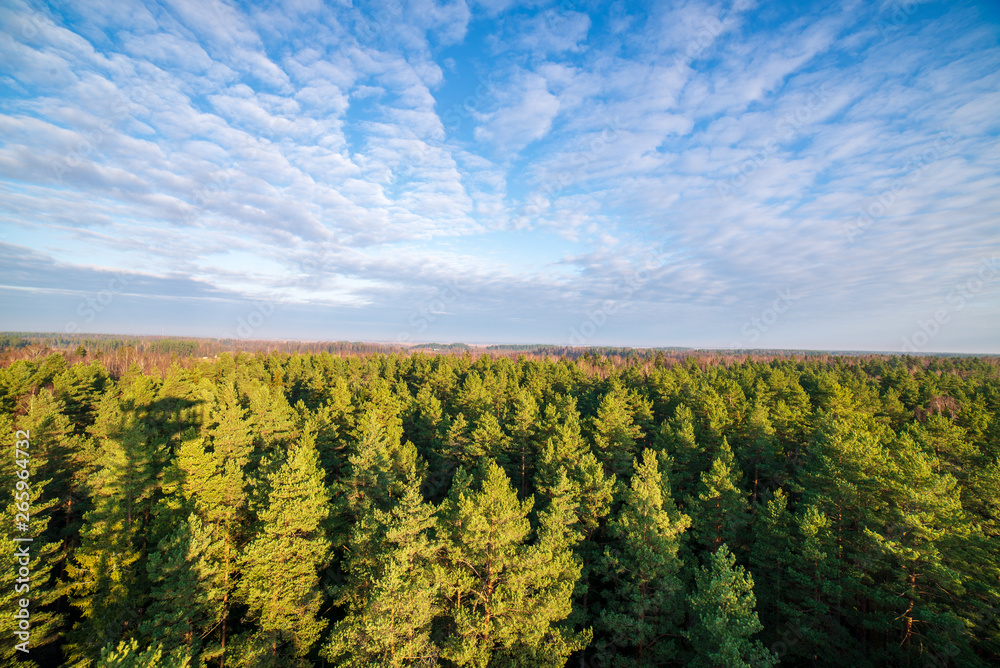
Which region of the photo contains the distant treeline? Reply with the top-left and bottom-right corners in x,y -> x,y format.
0,333 -> 405,360
4,333 -> 994,370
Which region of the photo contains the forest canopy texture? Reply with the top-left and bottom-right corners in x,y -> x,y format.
1,348 -> 999,667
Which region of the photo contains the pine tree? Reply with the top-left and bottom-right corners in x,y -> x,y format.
95,637 -> 191,668
52,361 -> 110,434
783,503 -> 848,663
491,469 -> 591,665
873,433 -> 976,663
536,399 -> 586,475
682,379 -> 732,447
336,407 -> 425,534
877,386 -> 910,431
19,389 -> 77,552
153,363 -> 201,444
590,384 -> 644,479
534,401 -> 614,646
596,449 -> 690,666
570,452 -> 616,540
751,490 -> 848,665
173,397 -> 252,667
535,397 -> 614,540
302,403 -> 346,487
794,412 -> 899,663
904,414 -> 978,484
687,544 -> 777,668
686,437 -> 750,556
438,461 -> 582,666
468,412 -> 512,476
0,413 -> 63,665
508,387 -> 540,496
457,371 -> 492,426
233,430 -> 331,666
659,403 -> 702,496
966,457 -> 1000,536
736,397 -> 782,505
748,489 -> 793,641
243,380 -> 298,465
206,384 -> 253,466
406,383 -> 445,462
138,513 -> 219,661
427,411 -> 473,498
322,484 -> 443,666
62,398 -> 161,667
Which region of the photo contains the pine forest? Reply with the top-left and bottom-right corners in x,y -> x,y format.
2,346 -> 999,668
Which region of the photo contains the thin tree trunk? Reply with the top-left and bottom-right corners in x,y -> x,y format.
221,532 -> 230,668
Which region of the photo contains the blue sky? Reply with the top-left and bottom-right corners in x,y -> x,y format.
1,0 -> 998,352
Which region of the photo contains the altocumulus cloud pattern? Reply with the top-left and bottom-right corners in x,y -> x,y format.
0,0 -> 998,352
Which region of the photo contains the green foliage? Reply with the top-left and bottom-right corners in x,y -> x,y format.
686,437 -> 750,556
62,395 -> 163,667
0,410 -> 63,665
590,383 -> 646,479
1,350 -> 999,667
322,484 -> 443,667
438,461 -> 583,666
688,545 -> 777,668
659,403 -> 702,495
235,431 -> 331,665
139,514 -> 219,658
96,638 -> 191,668
597,449 -> 690,666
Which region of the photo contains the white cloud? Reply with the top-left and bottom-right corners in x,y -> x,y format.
474,72 -> 560,154
508,9 -> 591,56
1,0 -> 998,350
